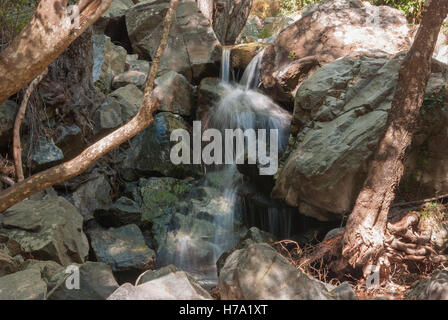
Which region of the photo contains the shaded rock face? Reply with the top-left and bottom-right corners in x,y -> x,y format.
119,112 -> 202,180
88,224 -> 156,272
0,250 -> 19,277
126,0 -> 221,83
0,269 -> 47,300
218,242 -> 335,300
273,51 -> 448,220
49,262 -> 119,300
107,271 -> 212,300
0,198 -> 89,266
30,138 -> 64,169
0,100 -> 18,145
72,174 -> 113,221
260,0 -> 412,104
212,0 -> 254,45
92,34 -> 128,93
408,270 -> 448,300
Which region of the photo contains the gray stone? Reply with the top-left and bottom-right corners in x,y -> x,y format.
109,84 -> 143,122
88,224 -> 155,272
107,271 -> 212,300
20,260 -> 65,293
0,250 -> 19,277
94,196 -> 142,227
72,174 -> 112,221
112,71 -> 147,90
1,198 -> 89,266
31,137 -> 64,167
135,264 -> 179,285
0,269 -> 47,300
49,262 -> 119,300
93,34 -> 128,93
126,0 -> 221,82
153,71 -> 194,116
0,100 -> 18,143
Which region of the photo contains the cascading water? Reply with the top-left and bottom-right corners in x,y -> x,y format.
168,48 -> 293,288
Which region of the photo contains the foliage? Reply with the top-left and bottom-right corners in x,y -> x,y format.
370,0 -> 424,24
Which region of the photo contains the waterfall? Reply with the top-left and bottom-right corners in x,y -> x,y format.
221,48 -> 231,83
240,49 -> 265,91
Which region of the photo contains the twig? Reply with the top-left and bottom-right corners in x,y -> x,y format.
391,193 -> 448,208
13,68 -> 48,182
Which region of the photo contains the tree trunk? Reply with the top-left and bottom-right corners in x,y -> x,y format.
0,0 -> 113,105
0,0 -> 180,212
342,0 -> 448,269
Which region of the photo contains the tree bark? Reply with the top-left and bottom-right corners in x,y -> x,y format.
342,0 -> 448,269
0,0 -> 113,105
0,0 -> 180,212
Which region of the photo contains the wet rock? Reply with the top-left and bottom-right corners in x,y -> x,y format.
72,174 -> 112,221
88,224 -> 155,272
126,0 -> 221,82
0,269 -> 47,300
92,34 -> 127,93
153,71 -> 194,117
49,262 -> 119,300
260,0 -> 412,104
0,197 -> 89,266
408,270 -> 448,300
197,77 -> 226,121
119,112 -> 202,180
107,271 -> 212,300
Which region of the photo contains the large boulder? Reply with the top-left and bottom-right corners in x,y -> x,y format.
273,51 -> 448,220
118,112 -> 202,180
0,198 -> 89,266
408,270 -> 448,300
0,269 -> 47,300
260,0 -> 412,104
218,243 -> 337,300
126,0 -> 221,83
107,271 -> 212,300
88,224 -> 156,272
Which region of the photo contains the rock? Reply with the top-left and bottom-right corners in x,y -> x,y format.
21,260 -> 65,293
107,271 -> 212,300
236,16 -> 264,43
0,100 -> 18,144
88,224 -> 155,272
112,71 -> 147,90
49,262 -> 119,300
0,197 -> 89,266
197,77 -> 227,121
54,124 -> 84,160
94,96 -> 124,132
0,250 -> 19,277
273,51 -> 448,219
217,227 -> 276,276
135,264 -> 179,285
237,15 -> 297,44
30,137 -> 64,169
125,55 -> 150,73
0,269 -> 47,300
109,84 -> 143,122
72,174 -> 112,221
153,71 -> 194,117
218,243 -> 335,299
436,45 -> 448,65
92,34 -> 127,93
408,270 -> 448,300
126,0 -> 221,82
119,112 -> 202,180
260,0 -> 412,104
230,43 -> 268,70
94,196 -> 142,228
140,177 -> 192,247
211,0 -> 253,45
330,282 -> 357,300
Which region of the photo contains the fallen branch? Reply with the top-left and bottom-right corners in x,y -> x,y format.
13,68 -> 48,182
0,0 -> 180,212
